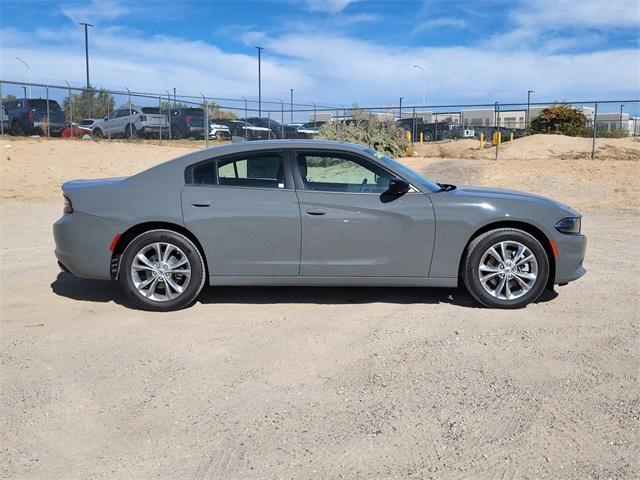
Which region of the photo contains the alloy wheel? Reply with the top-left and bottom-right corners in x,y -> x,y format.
130,242 -> 192,302
478,240 -> 538,300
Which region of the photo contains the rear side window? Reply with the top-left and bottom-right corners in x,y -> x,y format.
141,107 -> 160,114
191,153 -> 285,189
27,99 -> 62,111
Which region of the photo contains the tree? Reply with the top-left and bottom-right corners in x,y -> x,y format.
63,88 -> 115,120
530,103 -> 589,137
1,94 -> 17,104
201,101 -> 237,120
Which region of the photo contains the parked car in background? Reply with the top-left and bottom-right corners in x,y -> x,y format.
61,122 -> 93,138
76,118 -> 100,135
212,119 -> 271,140
396,118 -> 450,142
53,140 -> 587,311
3,98 -> 66,136
288,123 -> 320,139
169,108 -> 205,139
209,121 -> 232,140
242,117 -> 301,139
92,106 -> 168,139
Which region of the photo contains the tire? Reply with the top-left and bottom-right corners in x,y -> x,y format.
125,124 -> 137,139
462,228 -> 549,309
423,132 -> 433,142
10,121 -> 24,136
93,128 -> 103,138
171,127 -> 183,140
119,230 -> 206,311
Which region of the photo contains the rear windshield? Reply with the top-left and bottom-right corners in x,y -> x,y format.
180,108 -> 204,115
141,107 -> 160,114
28,99 -> 62,110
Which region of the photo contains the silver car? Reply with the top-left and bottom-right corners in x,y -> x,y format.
53,140 -> 586,311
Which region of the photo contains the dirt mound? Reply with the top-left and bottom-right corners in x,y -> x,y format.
413,134 -> 640,161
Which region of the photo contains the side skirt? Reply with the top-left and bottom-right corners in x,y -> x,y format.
209,276 -> 458,287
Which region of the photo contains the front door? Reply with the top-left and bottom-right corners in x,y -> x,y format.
294,151 -> 435,277
182,150 -> 301,277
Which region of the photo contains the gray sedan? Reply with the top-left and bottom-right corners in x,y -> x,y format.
53,140 -> 586,311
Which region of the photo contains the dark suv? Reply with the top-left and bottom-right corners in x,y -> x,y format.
169,108 -> 205,139
3,98 -> 66,136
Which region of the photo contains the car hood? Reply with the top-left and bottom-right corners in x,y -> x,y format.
453,185 -> 578,214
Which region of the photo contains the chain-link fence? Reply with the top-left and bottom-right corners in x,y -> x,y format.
1,79 -> 638,161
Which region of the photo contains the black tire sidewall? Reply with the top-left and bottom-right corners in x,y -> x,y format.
464,229 -> 549,309
119,230 -> 206,311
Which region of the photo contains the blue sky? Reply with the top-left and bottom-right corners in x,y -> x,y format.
1,0 -> 639,109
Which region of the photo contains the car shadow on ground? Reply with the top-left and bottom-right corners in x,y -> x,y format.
51,273 -> 558,309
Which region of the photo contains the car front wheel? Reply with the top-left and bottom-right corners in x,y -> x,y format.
119,230 -> 206,311
462,228 -> 549,309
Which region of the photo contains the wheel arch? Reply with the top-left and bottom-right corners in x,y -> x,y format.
110,221 -> 208,280
458,220 -> 556,289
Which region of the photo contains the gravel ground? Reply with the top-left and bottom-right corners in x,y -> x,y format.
0,140 -> 638,479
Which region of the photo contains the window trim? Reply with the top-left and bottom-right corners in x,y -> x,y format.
290,149 -> 402,194
184,150 -> 294,190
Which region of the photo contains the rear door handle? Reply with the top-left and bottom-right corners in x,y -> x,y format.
191,201 -> 211,207
306,209 -> 326,216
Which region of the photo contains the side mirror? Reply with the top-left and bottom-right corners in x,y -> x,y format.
387,178 -> 410,195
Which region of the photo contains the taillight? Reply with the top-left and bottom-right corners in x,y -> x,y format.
140,115 -> 147,122
63,195 -> 73,214
27,109 -> 34,121
185,115 -> 192,126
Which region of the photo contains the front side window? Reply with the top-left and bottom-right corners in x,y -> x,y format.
192,152 -> 285,189
297,153 -> 393,193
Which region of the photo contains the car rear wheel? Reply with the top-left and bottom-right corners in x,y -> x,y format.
119,230 -> 206,311
93,128 -> 103,138
10,121 -> 24,136
462,228 -> 549,309
171,127 -> 183,140
125,124 -> 137,139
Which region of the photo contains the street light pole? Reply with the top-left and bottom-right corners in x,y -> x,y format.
399,97 -> 404,119
79,22 -> 94,116
527,90 -> 535,129
256,46 -> 264,118
15,57 -> 31,97
290,88 -> 294,123
413,65 -> 425,107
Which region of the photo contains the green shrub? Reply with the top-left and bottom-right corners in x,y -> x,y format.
316,115 -> 408,157
530,103 -> 589,137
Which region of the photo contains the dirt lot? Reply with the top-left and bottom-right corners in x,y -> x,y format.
1,136 -> 638,479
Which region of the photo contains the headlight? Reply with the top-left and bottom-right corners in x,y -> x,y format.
555,217 -> 581,234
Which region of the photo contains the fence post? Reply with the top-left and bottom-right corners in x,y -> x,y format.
412,107 -> 416,146
107,99 -> 111,141
165,90 -> 172,140
591,102 -> 598,160
65,81 -> 72,139
158,95 -> 162,144
280,99 -> 284,138
0,80 -> 3,136
268,112 -> 272,140
241,96 -> 248,140
46,85 -> 50,139
494,101 -> 499,161
126,87 -> 132,141
201,94 -> 209,147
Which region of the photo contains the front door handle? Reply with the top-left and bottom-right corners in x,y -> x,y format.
306,209 -> 326,216
191,201 -> 211,207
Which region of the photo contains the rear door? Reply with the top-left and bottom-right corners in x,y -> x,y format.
293,150 -> 435,277
182,150 -> 301,277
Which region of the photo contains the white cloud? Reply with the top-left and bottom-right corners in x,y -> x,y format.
511,0 -> 640,29
303,0 -> 359,14
60,0 -> 135,23
412,17 -> 467,33
1,25 -> 638,109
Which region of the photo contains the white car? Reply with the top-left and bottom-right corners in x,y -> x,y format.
209,122 -> 232,140
92,106 -> 169,139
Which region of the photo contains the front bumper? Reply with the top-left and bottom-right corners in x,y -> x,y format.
53,211 -> 123,280
554,233 -> 587,284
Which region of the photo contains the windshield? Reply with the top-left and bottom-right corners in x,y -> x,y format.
363,148 -> 442,192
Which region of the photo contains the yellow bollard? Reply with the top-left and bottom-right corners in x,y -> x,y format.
497,131 -> 502,145
405,130 -> 411,142
510,132 -> 514,142
491,132 -> 496,145
480,132 -> 485,149
419,131 -> 424,145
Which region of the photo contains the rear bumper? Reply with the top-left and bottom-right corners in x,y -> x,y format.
554,233 -> 587,284
53,211 -> 123,280
139,125 -> 168,133
34,121 -> 65,130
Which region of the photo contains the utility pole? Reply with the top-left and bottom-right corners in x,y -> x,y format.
399,97 -> 404,119
173,87 -> 176,106
620,104 -> 625,131
256,46 -> 264,117
79,22 -> 94,116
413,64 -> 425,107
15,57 -> 31,97
290,88 -> 294,123
527,90 -> 535,129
